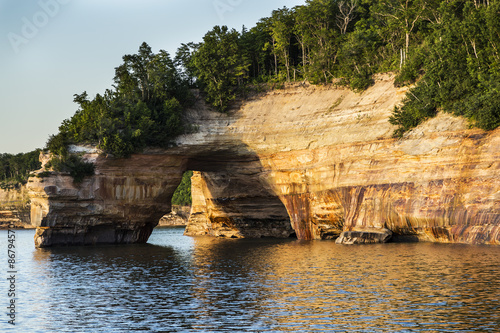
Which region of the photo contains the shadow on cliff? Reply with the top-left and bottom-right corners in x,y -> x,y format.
182,145 -> 296,239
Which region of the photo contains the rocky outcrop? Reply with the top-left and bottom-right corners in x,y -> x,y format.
0,187 -> 32,229
28,152 -> 186,247
158,205 -> 190,227
28,74 -> 500,246
335,228 -> 393,245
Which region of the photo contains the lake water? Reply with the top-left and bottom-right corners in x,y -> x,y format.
1,227 -> 499,332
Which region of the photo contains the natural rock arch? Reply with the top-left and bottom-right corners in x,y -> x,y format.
28,134 -> 306,247
28,76 -> 500,247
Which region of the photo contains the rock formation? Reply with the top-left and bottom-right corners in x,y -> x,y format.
28,74 -> 500,247
0,187 -> 32,229
158,205 -> 190,227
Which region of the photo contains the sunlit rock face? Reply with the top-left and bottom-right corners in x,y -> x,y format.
28,74 -> 500,247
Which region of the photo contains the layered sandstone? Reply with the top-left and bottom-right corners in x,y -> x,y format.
28,74 -> 500,246
28,151 -> 187,247
0,187 -> 32,229
185,171 -> 294,238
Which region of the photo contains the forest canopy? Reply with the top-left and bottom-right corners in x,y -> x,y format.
47,0 -> 500,160
183,0 -> 500,133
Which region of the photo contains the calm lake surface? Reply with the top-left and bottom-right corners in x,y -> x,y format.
1,227 -> 499,332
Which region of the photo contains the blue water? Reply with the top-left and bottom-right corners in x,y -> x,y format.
1,227 -> 499,332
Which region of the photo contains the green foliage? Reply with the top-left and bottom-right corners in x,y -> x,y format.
337,28 -> 378,90
175,42 -> 199,87
192,26 -> 250,112
46,154 -> 95,184
240,23 -> 274,82
0,150 -> 42,189
46,133 -> 69,157
47,42 -> 190,158
349,71 -> 374,91
171,171 -> 193,206
45,0 -> 500,153
36,171 -> 51,179
394,44 -> 426,87
185,0 -> 434,102
267,7 -> 296,82
300,0 -> 340,83
390,0 -> 500,135
389,81 -> 437,137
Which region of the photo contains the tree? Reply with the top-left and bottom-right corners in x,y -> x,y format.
48,42 -> 188,158
0,150 -> 42,188
193,26 -> 249,112
294,0 -> 339,83
267,7 -> 296,82
337,0 -> 359,34
171,170 -> 193,206
390,0 -> 500,135
294,4 -> 313,80
371,0 -> 429,67
240,24 -> 274,80
175,42 -> 199,87
337,27 -> 378,90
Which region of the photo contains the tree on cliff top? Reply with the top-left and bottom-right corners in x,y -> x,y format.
192,26 -> 250,112
46,0 -> 500,158
390,1 -> 500,135
47,42 -> 191,158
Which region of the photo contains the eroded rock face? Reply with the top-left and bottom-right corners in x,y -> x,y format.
28,74 -> 500,246
336,228 -> 393,245
0,187 -> 32,229
158,206 -> 190,227
28,153 -> 186,247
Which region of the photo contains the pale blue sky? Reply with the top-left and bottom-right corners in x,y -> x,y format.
0,0 -> 305,153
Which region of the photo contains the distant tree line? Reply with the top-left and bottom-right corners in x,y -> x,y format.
0,150 -> 41,189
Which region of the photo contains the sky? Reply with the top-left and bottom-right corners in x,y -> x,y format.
0,0 -> 305,154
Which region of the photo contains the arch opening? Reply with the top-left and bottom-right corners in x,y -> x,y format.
157,170 -> 193,228
160,149 -> 297,239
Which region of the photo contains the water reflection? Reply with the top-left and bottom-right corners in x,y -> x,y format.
30,230 -> 196,332
256,242 -> 500,332
183,237 -> 500,332
0,228 -> 499,332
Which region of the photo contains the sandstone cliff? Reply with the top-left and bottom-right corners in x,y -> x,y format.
0,187 -> 32,229
28,74 -> 500,246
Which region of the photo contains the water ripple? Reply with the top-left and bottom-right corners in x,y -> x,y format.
1,228 -> 499,332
